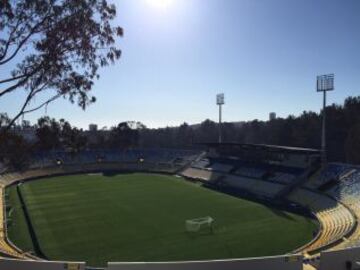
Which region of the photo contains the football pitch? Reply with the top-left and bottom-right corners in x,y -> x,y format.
6,173 -> 317,266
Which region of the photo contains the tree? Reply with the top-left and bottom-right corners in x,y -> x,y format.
62,125 -> 88,157
176,122 -> 193,147
326,104 -> 347,161
0,131 -> 32,171
35,116 -> 61,151
34,117 -> 89,155
345,122 -> 360,164
197,119 -> 217,143
344,96 -> 360,125
291,111 -> 320,148
0,0 -> 123,129
108,122 -> 140,149
221,122 -> 237,142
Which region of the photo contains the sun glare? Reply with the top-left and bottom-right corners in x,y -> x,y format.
146,0 -> 174,9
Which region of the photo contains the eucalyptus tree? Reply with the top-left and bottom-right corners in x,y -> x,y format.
0,0 -> 123,129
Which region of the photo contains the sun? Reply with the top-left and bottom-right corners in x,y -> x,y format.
146,0 -> 174,9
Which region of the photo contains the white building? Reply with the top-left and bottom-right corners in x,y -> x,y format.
269,112 -> 276,121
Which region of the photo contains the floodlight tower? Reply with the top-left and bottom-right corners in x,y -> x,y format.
316,74 -> 334,165
216,93 -> 225,143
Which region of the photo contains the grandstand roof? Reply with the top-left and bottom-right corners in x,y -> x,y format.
201,143 -> 321,154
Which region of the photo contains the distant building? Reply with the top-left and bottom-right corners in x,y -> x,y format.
89,124 -> 98,132
84,124 -> 110,145
269,112 -> 276,121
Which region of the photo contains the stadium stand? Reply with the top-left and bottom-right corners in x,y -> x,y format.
207,162 -> 233,173
181,157 -> 291,199
3,148 -> 360,270
181,167 -> 221,182
222,174 -> 285,198
27,149 -> 201,172
288,189 -> 355,254
326,170 -> 360,203
305,163 -> 356,189
191,158 -> 210,170
181,152 -> 303,200
300,163 -> 360,255
234,166 -> 266,179
315,166 -> 360,251
268,172 -> 297,184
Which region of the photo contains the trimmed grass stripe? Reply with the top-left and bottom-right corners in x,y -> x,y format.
6,186 -> 34,253
7,173 -> 317,266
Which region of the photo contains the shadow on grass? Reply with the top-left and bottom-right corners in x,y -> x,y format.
265,206 -> 295,221
102,170 -> 137,177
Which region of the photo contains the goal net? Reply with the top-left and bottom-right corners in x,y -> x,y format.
185,216 -> 214,233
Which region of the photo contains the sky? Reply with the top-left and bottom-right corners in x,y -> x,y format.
1,0 -> 360,129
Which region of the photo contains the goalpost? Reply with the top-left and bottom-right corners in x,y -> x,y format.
185,216 -> 214,233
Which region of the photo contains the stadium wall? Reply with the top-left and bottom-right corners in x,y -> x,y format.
319,246 -> 360,270
107,255 -> 304,270
0,258 -> 86,270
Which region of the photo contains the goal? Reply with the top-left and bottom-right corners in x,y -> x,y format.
185,216 -> 214,233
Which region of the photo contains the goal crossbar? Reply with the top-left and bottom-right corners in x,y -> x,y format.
185,216 -> 214,232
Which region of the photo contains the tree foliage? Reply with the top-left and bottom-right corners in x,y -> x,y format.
0,129 -> 31,171
35,116 -> 87,154
0,0 -> 123,129
138,96 -> 360,164
108,122 -> 141,149
3,96 -> 360,169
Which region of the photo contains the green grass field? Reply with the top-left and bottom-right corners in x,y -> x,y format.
6,173 -> 317,266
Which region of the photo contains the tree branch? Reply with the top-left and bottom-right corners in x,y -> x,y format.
5,84 -> 38,130
23,93 -> 61,115
0,73 -> 30,85
0,64 -> 42,97
0,77 -> 28,98
0,14 -> 51,65
0,18 -> 22,61
5,81 -> 52,130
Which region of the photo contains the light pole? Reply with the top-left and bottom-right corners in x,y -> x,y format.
216,93 -> 225,143
316,74 -> 334,165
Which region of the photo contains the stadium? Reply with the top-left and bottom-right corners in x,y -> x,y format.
0,144 -> 360,270
1,0 -> 360,270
